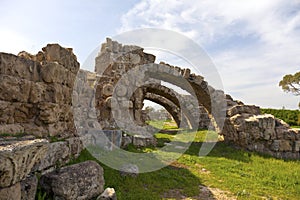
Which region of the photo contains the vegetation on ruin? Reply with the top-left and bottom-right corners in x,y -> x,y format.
68,121 -> 300,200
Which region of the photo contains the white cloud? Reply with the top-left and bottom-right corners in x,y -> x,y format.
120,0 -> 300,109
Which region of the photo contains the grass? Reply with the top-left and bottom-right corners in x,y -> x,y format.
291,126 -> 300,129
147,120 -> 179,130
68,127 -> 300,200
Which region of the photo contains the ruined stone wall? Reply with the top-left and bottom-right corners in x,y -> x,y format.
0,44 -> 79,138
95,38 -> 300,159
95,38 -> 157,130
95,38 -> 213,131
0,44 -> 86,199
223,96 -> 300,159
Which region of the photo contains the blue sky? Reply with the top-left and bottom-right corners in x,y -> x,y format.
1,0 -> 299,109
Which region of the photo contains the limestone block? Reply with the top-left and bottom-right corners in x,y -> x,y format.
283,129 -> 296,140
38,102 -> 60,124
13,103 -> 33,123
275,126 -> 289,139
29,82 -> 46,103
0,182 -> 21,200
35,141 -> 70,171
0,139 -> 48,187
294,141 -> 300,152
20,175 -> 38,200
42,43 -> 80,74
0,75 -> 31,103
132,135 -> 157,147
120,163 -> 139,177
0,100 -> 14,124
0,53 -> 41,82
227,105 -> 260,117
65,137 -> 83,158
0,124 -> 24,134
22,124 -> 47,138
40,161 -> 104,200
279,140 -> 292,152
271,140 -> 280,151
47,122 -> 68,137
129,53 -> 141,64
97,188 -> 117,200
40,62 -> 67,84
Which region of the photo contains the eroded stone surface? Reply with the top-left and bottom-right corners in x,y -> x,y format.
20,175 -> 38,200
223,100 -> 300,159
0,182 -> 21,200
0,139 -> 48,187
97,188 -> 117,200
0,43 -> 79,138
40,161 -> 104,200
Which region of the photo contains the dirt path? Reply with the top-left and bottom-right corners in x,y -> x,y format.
163,185 -> 237,200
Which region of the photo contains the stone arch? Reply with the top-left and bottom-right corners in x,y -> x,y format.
133,83 -> 210,129
95,38 -> 226,132
143,93 -> 182,128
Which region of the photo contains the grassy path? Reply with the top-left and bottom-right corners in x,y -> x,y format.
71,129 -> 300,199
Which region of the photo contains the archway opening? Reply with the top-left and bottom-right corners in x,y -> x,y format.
142,100 -> 178,130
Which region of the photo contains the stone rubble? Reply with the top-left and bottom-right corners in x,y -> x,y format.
97,187 -> 117,200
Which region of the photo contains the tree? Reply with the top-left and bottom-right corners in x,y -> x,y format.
144,106 -> 154,113
279,71 -> 300,95
279,71 -> 300,108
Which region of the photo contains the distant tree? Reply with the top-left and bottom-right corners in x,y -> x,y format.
279,71 -> 300,95
279,71 -> 300,108
144,106 -> 154,113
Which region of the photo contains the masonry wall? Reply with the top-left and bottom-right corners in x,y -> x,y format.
222,99 -> 300,159
0,44 -> 79,138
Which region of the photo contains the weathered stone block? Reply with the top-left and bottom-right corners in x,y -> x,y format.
40,161 -> 104,200
0,53 -> 41,82
279,140 -> 292,152
0,75 -> 31,103
42,43 -> 80,74
0,124 -> 24,134
97,188 -> 117,200
20,175 -> 38,200
0,182 -> 21,200
65,137 -> 83,158
132,135 -> 157,147
294,141 -> 300,152
35,141 -> 70,171
120,163 -> 139,177
227,105 -> 260,117
37,102 -> 60,124
0,139 -> 48,187
271,140 -> 280,151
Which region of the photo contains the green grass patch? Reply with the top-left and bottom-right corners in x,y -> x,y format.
147,120 -> 179,130
68,130 -> 300,200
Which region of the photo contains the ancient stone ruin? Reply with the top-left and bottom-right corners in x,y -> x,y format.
0,39 -> 299,199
